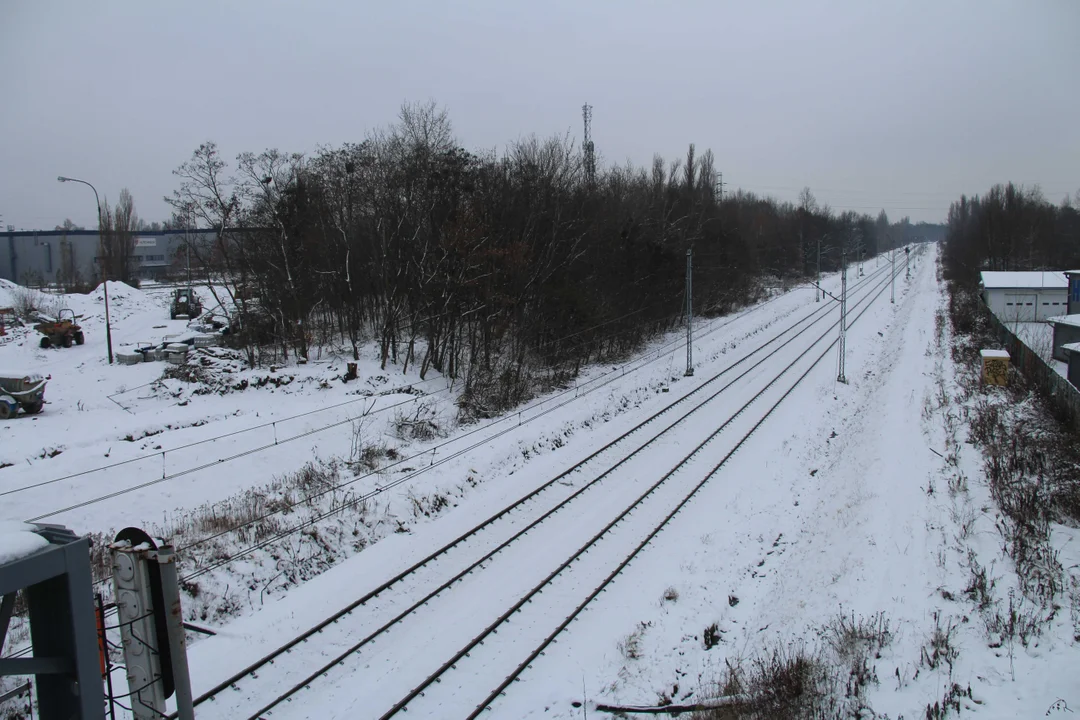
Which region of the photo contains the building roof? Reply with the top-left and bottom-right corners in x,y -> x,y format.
1047,314 -> 1080,328
979,271 -> 1068,290
1062,342 -> 1080,355
979,349 -> 1010,359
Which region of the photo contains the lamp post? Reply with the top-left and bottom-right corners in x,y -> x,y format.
184,202 -> 194,288
58,175 -> 113,364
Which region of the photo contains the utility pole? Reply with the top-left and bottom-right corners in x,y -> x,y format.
716,172 -> 725,261
906,246 -> 910,279
185,204 -> 192,287
890,247 -> 896,304
685,248 -> 694,377
816,234 -> 822,302
837,246 -> 848,384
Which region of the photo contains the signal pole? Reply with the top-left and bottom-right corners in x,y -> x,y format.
685,248 -> 694,376
906,246 -> 910,279
837,246 -> 848,384
816,234 -> 821,302
890,247 -> 896,304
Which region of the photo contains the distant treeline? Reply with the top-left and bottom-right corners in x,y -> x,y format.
943,182 -> 1080,285
166,101 -> 930,416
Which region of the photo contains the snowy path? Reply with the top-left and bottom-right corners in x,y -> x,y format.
173,262 -> 906,719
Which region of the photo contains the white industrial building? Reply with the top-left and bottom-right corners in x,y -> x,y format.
979,271 -> 1068,322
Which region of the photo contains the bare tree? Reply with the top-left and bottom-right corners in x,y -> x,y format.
166,142 -> 258,365
161,102 -> 909,416
98,188 -> 139,284
54,218 -> 84,231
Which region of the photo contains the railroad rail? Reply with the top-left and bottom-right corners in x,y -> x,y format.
177,262 -> 899,720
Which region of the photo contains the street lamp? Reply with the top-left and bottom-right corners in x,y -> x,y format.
57,175 -> 114,364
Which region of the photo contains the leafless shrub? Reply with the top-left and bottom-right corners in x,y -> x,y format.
964,550 -> 996,611
458,369 -> 535,422
692,612 -> 894,720
966,398 -> 1000,446
920,611 -> 959,675
951,501 -> 976,539
986,458 -> 1063,607
947,470 -> 969,496
959,342 -> 1074,614
393,400 -> 444,441
354,443 -> 390,472
11,286 -> 60,320
986,589 -> 1042,651
618,622 -> 649,661
1069,573 -> 1080,643
925,682 -> 973,720
703,622 -> 721,650
406,490 -> 451,519
662,586 -> 679,603
692,644 -> 831,720
822,610 -> 892,664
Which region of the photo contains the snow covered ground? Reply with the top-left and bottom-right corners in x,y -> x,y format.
3,248 -> 1076,720
1011,321 -> 1069,379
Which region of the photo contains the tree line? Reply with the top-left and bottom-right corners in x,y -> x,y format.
943,182 -> 1080,284
165,101 -> 918,416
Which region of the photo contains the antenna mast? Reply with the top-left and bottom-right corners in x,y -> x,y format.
583,103 -> 596,187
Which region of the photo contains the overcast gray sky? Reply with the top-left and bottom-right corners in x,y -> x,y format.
2,0 -> 1077,229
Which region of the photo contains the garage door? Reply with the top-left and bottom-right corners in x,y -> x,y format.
1004,294 -> 1037,322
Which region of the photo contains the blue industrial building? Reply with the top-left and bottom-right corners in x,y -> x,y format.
1,229 -> 217,286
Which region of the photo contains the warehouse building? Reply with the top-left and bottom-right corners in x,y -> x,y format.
1,229 -> 215,286
979,271 -> 1068,322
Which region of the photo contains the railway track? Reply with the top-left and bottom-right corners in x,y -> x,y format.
180,262 -> 898,720
370,263 -> 905,720
2,271 -> 829,665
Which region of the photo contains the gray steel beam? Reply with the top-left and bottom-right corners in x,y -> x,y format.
0,657 -> 73,675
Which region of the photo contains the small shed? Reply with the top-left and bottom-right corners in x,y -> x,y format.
979,271 -> 1068,322
979,349 -> 1010,386
1047,314 -> 1080,362
1062,343 -> 1080,389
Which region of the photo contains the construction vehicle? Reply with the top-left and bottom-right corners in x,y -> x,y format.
34,309 -> 84,349
170,288 -> 203,320
0,372 -> 47,418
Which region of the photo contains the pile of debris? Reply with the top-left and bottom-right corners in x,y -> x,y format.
116,331 -> 225,366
